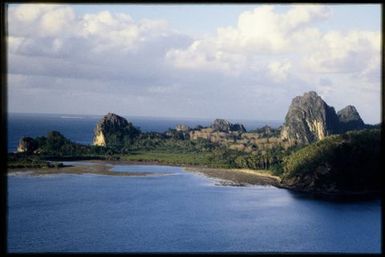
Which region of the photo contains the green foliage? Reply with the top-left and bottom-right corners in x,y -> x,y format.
121,151 -> 215,167
282,129 -> 381,191
7,153 -> 63,169
15,129 -> 290,171
104,124 -> 141,148
282,134 -> 344,178
23,131 -> 112,159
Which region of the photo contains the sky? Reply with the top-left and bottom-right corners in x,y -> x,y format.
6,4 -> 382,124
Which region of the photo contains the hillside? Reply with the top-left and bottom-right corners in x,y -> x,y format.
280,129 -> 381,196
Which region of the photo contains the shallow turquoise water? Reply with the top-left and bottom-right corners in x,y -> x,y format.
7,163 -> 381,253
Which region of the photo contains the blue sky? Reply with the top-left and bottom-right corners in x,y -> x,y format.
6,4 -> 382,123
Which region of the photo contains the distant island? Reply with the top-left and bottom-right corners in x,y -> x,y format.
9,91 -> 381,198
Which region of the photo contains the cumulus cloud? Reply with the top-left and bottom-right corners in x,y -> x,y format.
7,4 -> 381,123
8,4 -> 191,77
303,30 -> 381,74
166,4 -> 380,84
268,61 -> 292,82
166,5 -> 332,73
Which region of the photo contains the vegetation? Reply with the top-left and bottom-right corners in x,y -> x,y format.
8,153 -> 64,169
9,128 -> 381,195
9,130 -> 286,171
102,123 -> 141,148
280,129 -> 381,192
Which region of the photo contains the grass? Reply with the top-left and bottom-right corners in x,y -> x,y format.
120,151 -> 216,167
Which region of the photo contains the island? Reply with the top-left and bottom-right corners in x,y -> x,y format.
8,91 -> 381,199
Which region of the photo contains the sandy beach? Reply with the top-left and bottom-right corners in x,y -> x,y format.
183,166 -> 281,187
8,161 -> 165,177
8,160 -> 281,187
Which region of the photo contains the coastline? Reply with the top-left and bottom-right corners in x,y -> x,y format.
183,166 -> 281,187
7,159 -> 281,187
89,160 -> 282,186
87,160 -> 281,185
7,161 -> 167,177
7,159 -> 380,200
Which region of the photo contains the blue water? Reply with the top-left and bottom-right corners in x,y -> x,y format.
6,114 -> 382,253
7,163 -> 381,253
7,113 -> 282,152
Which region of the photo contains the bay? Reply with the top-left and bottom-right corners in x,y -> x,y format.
7,163 -> 381,253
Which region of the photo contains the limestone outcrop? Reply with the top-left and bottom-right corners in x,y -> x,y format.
280,92 -> 369,146
337,105 -> 365,133
92,113 -> 140,147
280,91 -> 340,145
211,119 -> 246,133
176,124 -> 190,132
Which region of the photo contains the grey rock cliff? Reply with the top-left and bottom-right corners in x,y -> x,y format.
337,105 -> 365,132
211,119 -> 246,133
280,91 -> 340,145
176,124 -> 190,132
93,113 -> 140,146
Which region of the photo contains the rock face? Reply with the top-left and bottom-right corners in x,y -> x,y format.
93,113 -> 140,147
254,125 -> 280,137
230,123 -> 247,133
337,105 -> 365,132
280,91 -> 340,145
175,124 -> 190,132
17,137 -> 38,153
211,119 -> 246,133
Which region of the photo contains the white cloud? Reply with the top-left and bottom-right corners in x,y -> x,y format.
284,5 -> 331,29
8,4 -> 184,56
9,5 -> 77,37
7,4 -> 191,79
268,60 -> 292,82
11,4 -> 57,23
6,4 -> 381,123
166,4 -> 333,74
40,6 -> 76,36
166,4 -> 380,86
303,30 -> 381,75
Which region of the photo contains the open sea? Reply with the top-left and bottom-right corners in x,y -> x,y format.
6,113 -> 382,253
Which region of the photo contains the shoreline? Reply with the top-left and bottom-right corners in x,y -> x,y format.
183,166 -> 281,187
7,161 -> 169,177
7,159 -> 281,186
7,160 -> 380,200
90,160 -> 282,186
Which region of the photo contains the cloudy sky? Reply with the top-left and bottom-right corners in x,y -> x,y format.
7,4 -> 381,123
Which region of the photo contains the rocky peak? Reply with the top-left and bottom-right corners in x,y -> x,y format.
211,119 -> 246,133
93,113 -> 140,146
280,91 -> 340,145
254,125 -> 279,137
337,105 -> 365,132
211,119 -> 231,132
231,123 -> 247,133
99,113 -> 129,130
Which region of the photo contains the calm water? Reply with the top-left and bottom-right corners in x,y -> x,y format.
7,163 -> 381,253
7,113 -> 282,152
6,114 -> 382,253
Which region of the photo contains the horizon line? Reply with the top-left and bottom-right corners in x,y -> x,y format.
7,112 -> 285,123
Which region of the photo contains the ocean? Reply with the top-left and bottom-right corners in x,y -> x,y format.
7,162 -> 381,253
7,112 -> 283,152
